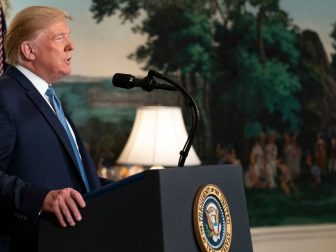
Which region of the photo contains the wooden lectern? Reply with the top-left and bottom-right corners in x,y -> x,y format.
38,165 -> 253,251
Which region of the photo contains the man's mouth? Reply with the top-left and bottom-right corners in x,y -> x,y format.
65,57 -> 72,64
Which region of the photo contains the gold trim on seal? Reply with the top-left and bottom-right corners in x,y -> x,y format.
193,184 -> 232,252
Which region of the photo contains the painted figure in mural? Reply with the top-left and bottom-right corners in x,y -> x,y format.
276,159 -> 297,195
0,6 -> 105,251
314,132 -> 327,173
282,132 -> 301,180
227,146 -> 241,166
290,133 -> 302,180
216,143 -> 229,165
244,164 -> 259,189
248,131 -> 275,189
264,131 -> 278,188
304,152 -> 321,199
328,134 -> 336,174
249,132 -> 266,179
258,158 -> 273,189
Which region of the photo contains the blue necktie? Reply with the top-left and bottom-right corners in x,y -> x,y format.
45,86 -> 90,192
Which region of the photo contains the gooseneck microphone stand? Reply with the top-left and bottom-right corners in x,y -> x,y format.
147,69 -> 200,167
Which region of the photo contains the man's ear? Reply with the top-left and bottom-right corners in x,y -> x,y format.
20,42 -> 36,61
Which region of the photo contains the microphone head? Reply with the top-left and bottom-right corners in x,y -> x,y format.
112,73 -> 140,89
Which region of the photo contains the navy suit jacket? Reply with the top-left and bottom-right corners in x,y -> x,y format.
0,66 -> 101,240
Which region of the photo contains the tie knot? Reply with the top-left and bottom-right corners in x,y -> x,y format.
45,86 -> 55,97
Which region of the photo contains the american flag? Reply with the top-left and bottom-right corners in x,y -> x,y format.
0,1 -> 6,75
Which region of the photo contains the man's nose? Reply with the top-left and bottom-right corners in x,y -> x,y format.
66,39 -> 75,51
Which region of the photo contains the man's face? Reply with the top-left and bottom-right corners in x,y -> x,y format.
31,19 -> 74,83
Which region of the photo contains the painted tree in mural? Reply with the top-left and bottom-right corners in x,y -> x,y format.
90,0 -> 303,161
331,21 -> 336,77
210,0 -> 301,159
298,29 -> 336,141
90,0 -> 218,160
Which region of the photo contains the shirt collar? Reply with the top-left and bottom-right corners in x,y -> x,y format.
15,65 -> 51,96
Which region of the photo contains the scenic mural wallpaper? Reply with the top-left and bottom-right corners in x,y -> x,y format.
5,0 -> 336,227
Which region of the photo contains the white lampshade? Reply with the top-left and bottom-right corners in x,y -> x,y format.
117,106 -> 201,167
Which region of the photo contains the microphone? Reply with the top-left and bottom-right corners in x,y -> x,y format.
112,73 -> 177,92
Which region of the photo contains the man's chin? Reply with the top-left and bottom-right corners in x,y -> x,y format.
54,69 -> 71,82
62,68 -> 72,77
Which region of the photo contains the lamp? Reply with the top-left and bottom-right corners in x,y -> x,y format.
117,106 -> 201,167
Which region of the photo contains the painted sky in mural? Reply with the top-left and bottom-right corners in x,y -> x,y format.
7,0 -> 336,77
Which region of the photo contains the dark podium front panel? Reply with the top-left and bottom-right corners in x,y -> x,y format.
38,165 -> 253,252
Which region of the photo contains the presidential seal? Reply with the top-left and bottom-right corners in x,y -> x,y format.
193,184 -> 232,252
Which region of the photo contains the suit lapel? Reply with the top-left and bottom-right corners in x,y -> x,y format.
6,66 -> 81,175
26,89 -> 80,167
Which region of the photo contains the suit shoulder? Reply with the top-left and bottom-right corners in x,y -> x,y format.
0,75 -> 21,93
0,75 -> 22,107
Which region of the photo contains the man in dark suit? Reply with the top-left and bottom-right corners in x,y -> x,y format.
0,6 -> 103,251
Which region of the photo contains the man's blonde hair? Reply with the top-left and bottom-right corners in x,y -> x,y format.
4,6 -> 72,65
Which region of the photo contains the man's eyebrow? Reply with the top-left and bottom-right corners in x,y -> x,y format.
52,31 -> 72,38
